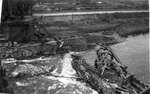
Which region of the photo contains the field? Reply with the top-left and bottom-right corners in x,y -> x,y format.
33,0 -> 148,13
3,12 -> 148,52
35,12 -> 149,51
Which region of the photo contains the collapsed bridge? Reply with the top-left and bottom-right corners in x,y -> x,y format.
0,44 -> 149,94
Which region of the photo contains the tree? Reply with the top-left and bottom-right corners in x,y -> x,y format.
2,0 -> 35,21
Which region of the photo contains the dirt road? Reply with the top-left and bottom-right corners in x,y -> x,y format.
33,10 -> 148,17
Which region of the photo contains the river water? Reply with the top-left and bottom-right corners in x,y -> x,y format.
111,34 -> 149,84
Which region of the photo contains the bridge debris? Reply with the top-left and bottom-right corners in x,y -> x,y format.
0,45 -> 149,94
71,45 -> 149,94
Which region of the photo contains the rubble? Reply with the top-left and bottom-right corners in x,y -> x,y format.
71,45 -> 149,94
2,56 -> 62,78
0,42 -> 57,59
0,45 -> 149,94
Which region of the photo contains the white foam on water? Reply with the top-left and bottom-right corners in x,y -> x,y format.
46,52 -> 78,86
59,52 -> 76,77
45,76 -> 98,94
48,83 -> 58,90
46,52 -> 98,94
16,82 -> 30,86
3,51 -> 98,94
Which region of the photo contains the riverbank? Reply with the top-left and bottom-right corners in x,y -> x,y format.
83,34 -> 149,84
63,12 -> 149,50
2,41 -> 148,94
1,11 -> 149,52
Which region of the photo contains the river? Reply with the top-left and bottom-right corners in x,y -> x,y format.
111,34 -> 149,84
83,34 -> 149,84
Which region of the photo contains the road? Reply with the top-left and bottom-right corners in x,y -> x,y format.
33,10 -> 148,17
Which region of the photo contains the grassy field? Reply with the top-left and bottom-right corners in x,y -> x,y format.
33,0 -> 148,13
